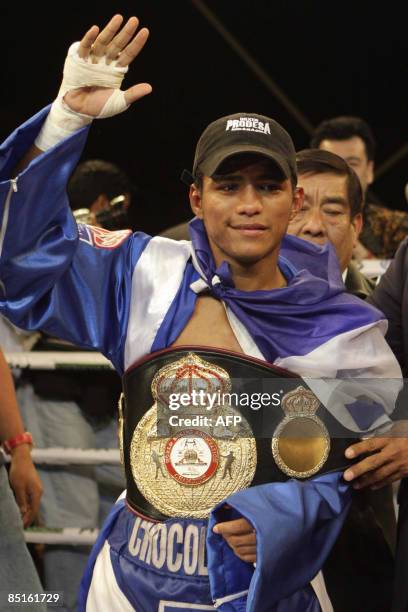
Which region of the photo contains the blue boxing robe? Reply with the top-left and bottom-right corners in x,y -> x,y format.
0,108 -> 402,611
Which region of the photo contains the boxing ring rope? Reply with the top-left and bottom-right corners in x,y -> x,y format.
5,351 -> 114,370
24,527 -> 99,545
2,447 -> 120,465
5,350 -> 120,546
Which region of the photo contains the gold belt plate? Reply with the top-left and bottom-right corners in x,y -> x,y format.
130,405 -> 256,518
129,353 -> 257,518
272,385 -> 330,478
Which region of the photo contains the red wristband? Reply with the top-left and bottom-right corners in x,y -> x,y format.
2,432 -> 33,454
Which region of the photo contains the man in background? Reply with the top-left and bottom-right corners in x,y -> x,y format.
365,239 -> 408,612
311,116 -> 408,259
286,148 -> 396,611
67,159 -> 132,230
287,148 -> 373,298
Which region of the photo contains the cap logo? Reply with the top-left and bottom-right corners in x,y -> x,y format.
226,117 -> 271,135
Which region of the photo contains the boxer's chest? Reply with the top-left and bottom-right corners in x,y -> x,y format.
171,295 -> 243,353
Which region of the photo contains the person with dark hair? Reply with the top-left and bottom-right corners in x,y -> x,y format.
68,159 -> 133,230
288,149 -> 374,298
0,14 -> 403,612
311,115 -> 408,259
310,116 -> 376,184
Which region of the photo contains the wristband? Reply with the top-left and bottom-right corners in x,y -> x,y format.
2,432 -> 33,454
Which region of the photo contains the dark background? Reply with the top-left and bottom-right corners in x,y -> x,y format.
1,1 -> 407,235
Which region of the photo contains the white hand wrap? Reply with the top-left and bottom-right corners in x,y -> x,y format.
35,42 -> 129,151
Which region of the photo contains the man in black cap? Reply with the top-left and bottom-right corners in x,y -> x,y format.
0,14 -> 402,612
162,113 -> 296,244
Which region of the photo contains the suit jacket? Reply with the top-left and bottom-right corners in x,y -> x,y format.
369,237 -> 408,375
369,237 -> 408,612
322,261 -> 396,612
345,261 -> 376,300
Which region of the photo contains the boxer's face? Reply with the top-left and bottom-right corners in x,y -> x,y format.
190,155 -> 302,271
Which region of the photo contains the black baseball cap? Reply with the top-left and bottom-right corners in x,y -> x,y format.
186,113 -> 297,186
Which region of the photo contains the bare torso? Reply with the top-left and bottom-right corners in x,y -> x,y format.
171,294 -> 243,353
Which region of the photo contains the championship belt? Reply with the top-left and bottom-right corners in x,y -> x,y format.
122,347 -> 355,521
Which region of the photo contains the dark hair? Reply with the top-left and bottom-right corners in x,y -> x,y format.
67,159 -> 132,211
310,116 -> 376,161
296,149 -> 363,218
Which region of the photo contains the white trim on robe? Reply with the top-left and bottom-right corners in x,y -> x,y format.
87,541 -> 134,612
125,237 -> 192,369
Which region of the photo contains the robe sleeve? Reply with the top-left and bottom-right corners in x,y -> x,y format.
0,107 -> 151,372
207,472 -> 351,612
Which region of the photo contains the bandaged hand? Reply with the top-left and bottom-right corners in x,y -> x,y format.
35,14 -> 152,151
213,517 -> 257,563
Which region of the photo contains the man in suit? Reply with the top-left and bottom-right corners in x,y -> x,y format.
366,239 -> 408,612
286,148 -> 397,611
287,148 -> 374,299
311,115 -> 408,259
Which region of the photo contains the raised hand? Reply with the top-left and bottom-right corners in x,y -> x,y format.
64,14 -> 152,117
15,15 -> 152,170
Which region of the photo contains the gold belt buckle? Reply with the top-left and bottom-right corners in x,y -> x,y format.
130,353 -> 257,518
